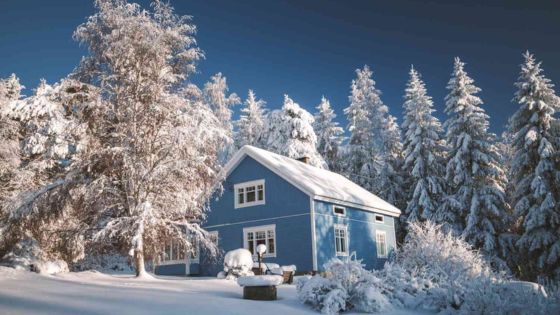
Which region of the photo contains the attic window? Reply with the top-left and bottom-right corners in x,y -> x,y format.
375,215 -> 384,223
333,205 -> 346,216
235,180 -> 265,208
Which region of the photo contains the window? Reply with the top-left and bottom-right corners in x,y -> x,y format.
333,205 -> 346,216
243,225 -> 276,257
162,240 -> 186,264
375,215 -> 384,223
334,225 -> 348,256
235,180 -> 265,208
376,231 -> 387,258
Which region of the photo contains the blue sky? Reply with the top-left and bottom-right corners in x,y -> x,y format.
0,0 -> 558,134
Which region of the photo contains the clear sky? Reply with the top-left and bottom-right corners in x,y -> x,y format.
1,0 -> 559,134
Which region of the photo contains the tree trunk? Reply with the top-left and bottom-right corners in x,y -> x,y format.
134,235 -> 146,277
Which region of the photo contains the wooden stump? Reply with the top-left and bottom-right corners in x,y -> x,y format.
243,285 -> 277,300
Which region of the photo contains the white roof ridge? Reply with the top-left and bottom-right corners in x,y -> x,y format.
222,145 -> 401,217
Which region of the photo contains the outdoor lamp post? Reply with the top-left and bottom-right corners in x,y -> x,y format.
256,244 -> 267,274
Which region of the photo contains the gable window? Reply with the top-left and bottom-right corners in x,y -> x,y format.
376,230 -> 387,258
333,205 -> 346,216
243,225 -> 276,257
235,180 -> 265,208
375,215 -> 384,223
334,225 -> 348,256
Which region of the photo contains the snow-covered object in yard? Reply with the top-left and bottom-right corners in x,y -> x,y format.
34,260 -> 69,275
297,258 -> 391,315
1,238 -> 68,275
223,145 -> 401,216
223,249 -> 254,278
237,275 -> 284,287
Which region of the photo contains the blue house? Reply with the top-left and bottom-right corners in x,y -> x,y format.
155,145 -> 401,276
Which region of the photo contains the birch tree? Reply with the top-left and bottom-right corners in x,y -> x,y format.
59,0 -> 223,276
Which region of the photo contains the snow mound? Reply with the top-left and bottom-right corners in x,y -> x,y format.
237,275 -> 284,287
35,260 -> 69,275
223,249 -> 254,278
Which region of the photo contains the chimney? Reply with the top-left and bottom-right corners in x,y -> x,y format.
296,156 -> 310,164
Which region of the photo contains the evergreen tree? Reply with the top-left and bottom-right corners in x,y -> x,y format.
509,52 -> 560,280
343,65 -> 388,188
372,114 -> 406,209
264,95 -> 327,168
437,58 -> 509,259
401,66 -> 446,228
1,74 -> 24,101
203,73 -> 241,163
313,96 -> 344,171
235,90 -> 266,149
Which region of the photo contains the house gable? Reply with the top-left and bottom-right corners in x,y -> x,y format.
205,155 -> 310,227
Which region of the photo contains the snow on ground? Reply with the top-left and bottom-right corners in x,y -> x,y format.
0,267 -> 425,315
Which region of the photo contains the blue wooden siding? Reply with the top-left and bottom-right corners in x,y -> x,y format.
200,156 -> 314,275
155,263 -> 186,276
313,200 -> 397,271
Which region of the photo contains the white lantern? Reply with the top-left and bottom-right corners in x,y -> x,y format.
256,244 -> 267,255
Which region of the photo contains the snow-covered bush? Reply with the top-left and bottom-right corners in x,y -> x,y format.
1,238 -> 68,274
222,249 -> 254,279
72,252 -> 135,273
297,258 -> 391,315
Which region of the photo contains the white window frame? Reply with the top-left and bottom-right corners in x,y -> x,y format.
234,179 -> 266,209
161,239 -> 187,265
243,224 -> 276,258
332,205 -> 346,216
375,214 -> 384,223
376,230 -> 388,258
334,224 -> 349,256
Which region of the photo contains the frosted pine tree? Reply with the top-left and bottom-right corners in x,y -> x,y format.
264,95 -> 327,168
313,96 -> 344,171
372,114 -> 406,209
203,73 -> 241,163
509,52 -> 560,280
2,74 -> 24,101
235,90 -> 266,149
343,65 -> 388,187
437,58 -> 509,259
401,66 -> 446,227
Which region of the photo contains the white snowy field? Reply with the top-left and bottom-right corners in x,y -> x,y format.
0,267 -> 423,315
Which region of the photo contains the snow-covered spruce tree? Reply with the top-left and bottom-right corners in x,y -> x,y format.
235,89 -> 266,149
343,65 -> 390,189
370,114 -> 406,210
437,58 -> 509,259
264,95 -> 327,168
52,0 -> 224,276
313,96 -> 344,171
400,66 -> 446,231
509,52 -> 560,280
203,73 -> 241,163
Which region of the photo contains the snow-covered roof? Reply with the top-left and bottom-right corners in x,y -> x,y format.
223,145 -> 401,217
